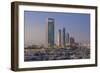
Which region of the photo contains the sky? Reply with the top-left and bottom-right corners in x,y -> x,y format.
24,11 -> 90,47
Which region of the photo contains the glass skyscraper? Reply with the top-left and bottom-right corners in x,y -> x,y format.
48,18 -> 55,47
63,28 -> 66,47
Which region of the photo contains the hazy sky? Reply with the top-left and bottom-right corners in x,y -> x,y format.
24,11 -> 90,47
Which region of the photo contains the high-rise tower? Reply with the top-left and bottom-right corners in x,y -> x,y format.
58,29 -> 62,47
63,28 -> 66,47
66,33 -> 69,45
47,18 -> 55,47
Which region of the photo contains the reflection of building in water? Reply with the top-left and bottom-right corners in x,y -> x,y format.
46,18 -> 55,48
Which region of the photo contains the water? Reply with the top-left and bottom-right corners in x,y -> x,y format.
24,48 -> 90,61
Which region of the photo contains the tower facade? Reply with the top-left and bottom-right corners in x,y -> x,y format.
63,28 -> 66,47
66,33 -> 69,44
48,18 -> 55,47
58,29 -> 62,47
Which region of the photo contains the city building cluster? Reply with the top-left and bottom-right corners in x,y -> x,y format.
25,18 -> 90,49
47,18 -> 79,49
24,17 -> 90,61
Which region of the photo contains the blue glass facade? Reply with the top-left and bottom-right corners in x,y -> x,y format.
48,18 -> 55,47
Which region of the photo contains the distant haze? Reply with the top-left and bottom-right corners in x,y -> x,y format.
24,11 -> 90,48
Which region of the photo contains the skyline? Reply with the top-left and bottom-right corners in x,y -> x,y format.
24,11 -> 90,48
